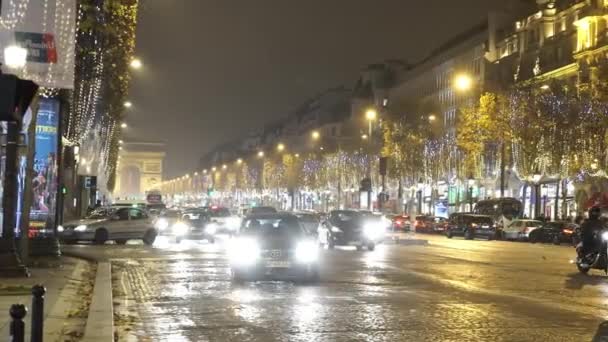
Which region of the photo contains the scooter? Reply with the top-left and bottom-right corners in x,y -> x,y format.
575,229 -> 608,275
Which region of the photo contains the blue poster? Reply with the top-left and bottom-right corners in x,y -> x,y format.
30,98 -> 59,229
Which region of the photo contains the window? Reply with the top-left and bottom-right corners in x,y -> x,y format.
129,209 -> 145,220
116,208 -> 130,221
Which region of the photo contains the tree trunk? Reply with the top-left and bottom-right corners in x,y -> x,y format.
19,97 -> 40,264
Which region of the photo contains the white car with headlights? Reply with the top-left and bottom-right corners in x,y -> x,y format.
153,209 -> 182,234
228,213 -> 320,282
171,212 -> 216,243
318,210 -> 384,251
206,206 -> 242,235
59,207 -> 158,245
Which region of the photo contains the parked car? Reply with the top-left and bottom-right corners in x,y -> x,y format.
390,214 -> 411,231
502,219 -> 544,241
446,213 -> 496,240
228,213 -> 319,282
528,221 -> 578,245
59,207 -> 158,245
414,215 -> 446,234
318,210 -> 383,251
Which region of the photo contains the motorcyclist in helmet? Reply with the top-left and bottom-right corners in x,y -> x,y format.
579,206 -> 605,264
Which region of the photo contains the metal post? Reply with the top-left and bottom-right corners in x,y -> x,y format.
534,183 -> 541,219
31,285 -> 45,342
417,190 -> 422,215
554,180 -> 560,220
367,121 -> 372,211
500,142 -> 505,198
469,187 -> 473,212
9,304 -> 27,342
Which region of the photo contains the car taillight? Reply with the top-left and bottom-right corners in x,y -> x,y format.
395,220 -> 403,226
471,223 -> 478,228
563,228 -> 573,234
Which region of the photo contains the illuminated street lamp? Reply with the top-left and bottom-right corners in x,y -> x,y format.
211,166 -> 217,172
428,114 -> 437,122
130,58 -> 142,69
237,158 -> 243,165
124,101 -> 133,108
258,151 -> 265,158
120,122 -> 128,129
4,45 -> 27,69
295,153 -> 300,158
454,74 -> 473,92
222,164 -> 227,170
118,140 -> 124,144
194,172 -> 198,176
277,143 -> 285,152
203,169 -> 208,174
311,131 -> 320,141
361,134 -> 368,140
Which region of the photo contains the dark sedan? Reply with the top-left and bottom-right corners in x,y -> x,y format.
446,213 -> 496,240
317,210 -> 383,251
528,221 -> 578,245
228,213 -> 319,282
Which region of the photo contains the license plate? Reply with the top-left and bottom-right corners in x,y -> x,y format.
265,260 -> 291,268
481,225 -> 490,229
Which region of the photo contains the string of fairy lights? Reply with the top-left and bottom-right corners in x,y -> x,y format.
0,0 -> 31,30
67,0 -> 139,191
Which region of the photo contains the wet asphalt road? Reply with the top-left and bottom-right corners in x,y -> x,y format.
64,235 -> 608,341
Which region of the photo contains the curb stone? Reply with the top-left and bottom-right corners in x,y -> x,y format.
83,262 -> 114,341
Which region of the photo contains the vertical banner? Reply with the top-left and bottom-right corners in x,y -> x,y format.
0,0 -> 76,88
30,98 -> 59,230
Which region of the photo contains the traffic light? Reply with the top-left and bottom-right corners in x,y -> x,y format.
0,74 -> 38,121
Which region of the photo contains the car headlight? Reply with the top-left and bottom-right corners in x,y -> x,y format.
295,241 -> 318,263
363,223 -> 383,239
155,218 -> 169,230
205,223 -> 217,235
172,222 -> 189,236
331,226 -> 342,233
57,225 -> 64,233
601,231 -> 608,241
74,225 -> 87,232
227,238 -> 260,266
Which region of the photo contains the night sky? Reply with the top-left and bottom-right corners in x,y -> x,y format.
128,0 -> 512,178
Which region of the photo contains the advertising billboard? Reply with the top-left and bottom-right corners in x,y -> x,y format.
30,98 -> 59,229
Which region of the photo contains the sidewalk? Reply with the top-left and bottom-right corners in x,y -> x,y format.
0,257 -> 95,341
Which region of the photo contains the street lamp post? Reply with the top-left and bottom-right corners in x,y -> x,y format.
417,178 -> 424,215
365,109 -> 377,210
467,175 -> 476,212
532,170 -> 542,219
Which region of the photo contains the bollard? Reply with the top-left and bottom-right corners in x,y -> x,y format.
9,304 -> 27,342
30,285 -> 46,342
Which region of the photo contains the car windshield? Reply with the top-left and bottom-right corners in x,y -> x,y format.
86,208 -> 113,219
209,208 -> 231,217
242,217 -> 304,236
162,210 -> 181,218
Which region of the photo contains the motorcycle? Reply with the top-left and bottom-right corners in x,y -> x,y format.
575,229 -> 608,274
